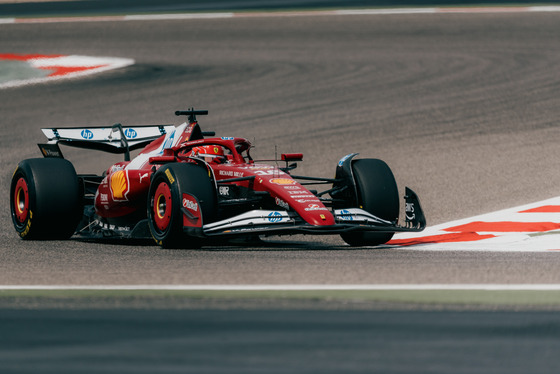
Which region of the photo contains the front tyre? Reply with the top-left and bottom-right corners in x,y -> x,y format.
340,159 -> 399,246
10,158 -> 82,240
147,163 -> 217,249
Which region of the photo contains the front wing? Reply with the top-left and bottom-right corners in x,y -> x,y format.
200,187 -> 426,237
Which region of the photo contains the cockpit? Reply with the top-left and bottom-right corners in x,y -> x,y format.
177,138 -> 253,164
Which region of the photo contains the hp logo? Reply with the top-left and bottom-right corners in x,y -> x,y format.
81,129 -> 94,139
268,211 -> 283,223
124,128 -> 137,139
339,209 -> 353,221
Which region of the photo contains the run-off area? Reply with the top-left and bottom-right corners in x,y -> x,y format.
0,53 -> 134,88
389,196 -> 560,251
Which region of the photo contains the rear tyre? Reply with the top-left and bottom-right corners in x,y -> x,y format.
340,159 -> 399,246
10,158 -> 82,240
147,163 -> 217,249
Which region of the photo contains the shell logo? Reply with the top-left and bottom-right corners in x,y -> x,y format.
270,178 -> 295,185
110,170 -> 129,200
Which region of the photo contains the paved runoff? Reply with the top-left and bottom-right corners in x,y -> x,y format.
0,53 -> 134,88
390,197 -> 560,251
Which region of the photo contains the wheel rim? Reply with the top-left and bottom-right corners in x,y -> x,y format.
13,177 -> 29,224
153,182 -> 172,232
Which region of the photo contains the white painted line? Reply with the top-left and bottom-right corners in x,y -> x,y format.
124,13 -> 233,21
3,6 -> 560,25
3,284 -> 560,291
529,6 -> 560,12
29,55 -> 128,68
336,8 -> 437,15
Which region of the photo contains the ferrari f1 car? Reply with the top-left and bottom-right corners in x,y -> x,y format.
10,109 -> 426,248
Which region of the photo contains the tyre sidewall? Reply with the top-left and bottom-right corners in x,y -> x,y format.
11,165 -> 36,238
341,158 -> 399,246
10,158 -> 82,239
353,159 -> 399,222
147,170 -> 183,247
147,163 -> 217,248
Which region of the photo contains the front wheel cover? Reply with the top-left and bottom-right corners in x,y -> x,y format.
148,176 -> 182,246
153,181 -> 173,232
11,175 -> 32,236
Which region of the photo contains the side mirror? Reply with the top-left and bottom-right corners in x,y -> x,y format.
281,153 -> 303,162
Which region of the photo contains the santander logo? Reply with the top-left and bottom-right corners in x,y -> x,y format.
304,203 -> 328,211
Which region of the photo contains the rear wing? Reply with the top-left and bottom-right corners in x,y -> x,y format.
39,123 -> 176,161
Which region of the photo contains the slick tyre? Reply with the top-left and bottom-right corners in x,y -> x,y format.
10,158 -> 82,240
147,163 -> 217,249
340,159 -> 399,246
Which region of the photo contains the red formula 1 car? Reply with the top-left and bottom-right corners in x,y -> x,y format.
10,109 -> 425,248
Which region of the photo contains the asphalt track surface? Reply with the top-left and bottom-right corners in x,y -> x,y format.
3,9 -> 560,373
4,308 -> 560,374
2,11 -> 560,285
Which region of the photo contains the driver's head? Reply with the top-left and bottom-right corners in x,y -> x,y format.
190,145 -> 226,164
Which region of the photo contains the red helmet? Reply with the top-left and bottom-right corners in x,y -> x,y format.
190,145 -> 226,164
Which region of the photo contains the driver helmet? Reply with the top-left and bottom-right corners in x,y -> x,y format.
190,145 -> 226,164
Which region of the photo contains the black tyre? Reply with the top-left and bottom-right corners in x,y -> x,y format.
340,159 -> 399,246
10,158 -> 82,240
147,163 -> 217,249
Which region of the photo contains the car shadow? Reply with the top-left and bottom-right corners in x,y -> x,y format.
72,236 -> 376,251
